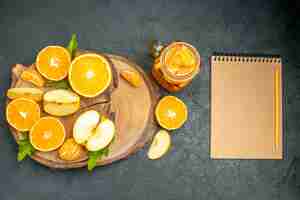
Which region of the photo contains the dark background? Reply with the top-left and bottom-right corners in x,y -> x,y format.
0,0 -> 299,199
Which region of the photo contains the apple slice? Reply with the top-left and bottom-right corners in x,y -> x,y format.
43,89 -> 80,116
7,87 -> 43,101
73,110 -> 100,144
147,130 -> 171,160
86,118 -> 115,151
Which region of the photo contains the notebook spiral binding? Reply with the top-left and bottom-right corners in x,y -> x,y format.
212,53 -> 281,63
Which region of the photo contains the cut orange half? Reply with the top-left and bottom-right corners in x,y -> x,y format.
155,96 -> 188,130
6,98 -> 40,131
36,46 -> 71,81
30,116 -> 66,152
69,54 -> 112,97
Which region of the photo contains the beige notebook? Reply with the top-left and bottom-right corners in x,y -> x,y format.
210,54 -> 283,159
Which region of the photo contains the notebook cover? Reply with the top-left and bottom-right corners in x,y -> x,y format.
210,54 -> 283,159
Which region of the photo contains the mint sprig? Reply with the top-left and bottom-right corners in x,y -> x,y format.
87,147 -> 110,171
67,33 -> 78,59
17,133 -> 36,162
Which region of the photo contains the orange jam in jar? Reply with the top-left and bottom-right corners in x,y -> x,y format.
152,42 -> 200,92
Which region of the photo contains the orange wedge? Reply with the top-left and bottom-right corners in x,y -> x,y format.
36,46 -> 71,81
30,116 -> 66,152
6,98 -> 40,131
69,54 -> 112,97
120,69 -> 142,87
21,68 -> 45,87
155,96 -> 188,130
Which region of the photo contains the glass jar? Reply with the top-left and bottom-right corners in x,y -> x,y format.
152,41 -> 201,92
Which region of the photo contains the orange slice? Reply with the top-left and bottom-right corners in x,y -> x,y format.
69,54 -> 112,97
21,68 -> 45,87
36,46 -> 71,81
30,117 -> 66,152
6,98 -> 40,131
155,96 -> 188,130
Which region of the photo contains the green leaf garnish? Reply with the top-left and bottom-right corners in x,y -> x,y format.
67,33 -> 78,59
17,133 -> 36,162
87,147 -> 110,171
45,79 -> 71,89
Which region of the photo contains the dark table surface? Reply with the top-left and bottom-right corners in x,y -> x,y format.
0,0 -> 300,199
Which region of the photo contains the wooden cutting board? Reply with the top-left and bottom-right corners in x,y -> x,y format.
7,52 -> 160,169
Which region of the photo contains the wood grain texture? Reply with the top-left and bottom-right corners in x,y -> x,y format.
7,52 -> 160,169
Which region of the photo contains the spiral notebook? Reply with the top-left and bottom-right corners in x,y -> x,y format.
210,53 -> 283,159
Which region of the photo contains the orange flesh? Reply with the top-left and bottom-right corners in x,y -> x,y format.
155,96 -> 188,130
6,98 -> 40,131
36,46 -> 71,81
164,44 -> 197,76
30,117 -> 65,152
69,54 -> 111,97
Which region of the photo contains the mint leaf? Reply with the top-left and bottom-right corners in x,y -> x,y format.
103,147 -> 109,156
67,33 -> 78,59
87,147 -> 110,171
45,79 -> 70,89
87,152 -> 98,171
17,136 -> 36,162
87,131 -> 116,171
